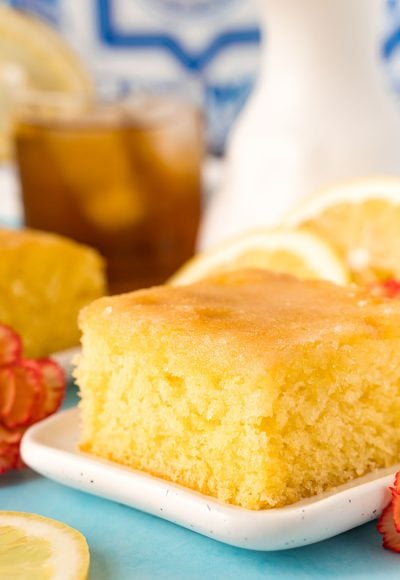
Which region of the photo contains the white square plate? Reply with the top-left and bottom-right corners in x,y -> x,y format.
50,347 -> 80,377
21,408 -> 398,551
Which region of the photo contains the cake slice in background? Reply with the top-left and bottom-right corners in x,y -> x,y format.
76,269 -> 400,510
0,228 -> 106,357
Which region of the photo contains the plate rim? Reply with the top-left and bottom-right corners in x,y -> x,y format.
21,408 -> 397,551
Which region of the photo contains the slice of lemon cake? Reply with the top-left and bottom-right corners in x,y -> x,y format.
0,228 -> 106,357
76,269 -> 400,510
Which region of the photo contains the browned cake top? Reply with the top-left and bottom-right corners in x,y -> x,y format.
80,269 -> 400,360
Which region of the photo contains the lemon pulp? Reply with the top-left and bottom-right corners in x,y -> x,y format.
0,512 -> 89,580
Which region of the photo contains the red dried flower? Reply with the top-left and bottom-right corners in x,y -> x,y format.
370,279 -> 400,299
377,471 -> 400,552
0,324 -> 66,474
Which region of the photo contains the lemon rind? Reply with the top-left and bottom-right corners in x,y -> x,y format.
171,228 -> 349,287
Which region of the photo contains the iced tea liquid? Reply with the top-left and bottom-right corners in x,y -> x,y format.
15,98 -> 202,294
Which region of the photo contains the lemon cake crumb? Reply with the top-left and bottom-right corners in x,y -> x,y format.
76,269 -> 400,509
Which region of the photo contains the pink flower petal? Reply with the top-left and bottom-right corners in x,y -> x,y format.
0,324 -> 22,366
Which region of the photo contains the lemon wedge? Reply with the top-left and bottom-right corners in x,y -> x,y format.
0,5 -> 92,160
285,177 -> 400,284
0,511 -> 89,580
170,228 -> 349,286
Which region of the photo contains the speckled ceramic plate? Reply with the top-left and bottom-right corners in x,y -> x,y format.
50,347 -> 80,377
21,408 -> 398,551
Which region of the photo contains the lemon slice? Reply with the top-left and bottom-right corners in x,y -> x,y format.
0,5 -> 92,160
0,511 -> 89,580
285,177 -> 400,284
170,228 -> 349,286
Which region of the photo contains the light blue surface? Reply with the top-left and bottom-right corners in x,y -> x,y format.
1,385 -> 400,580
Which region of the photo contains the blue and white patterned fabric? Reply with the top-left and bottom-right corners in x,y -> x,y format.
1,0 -> 261,153
3,0 -> 400,151
383,0 -> 400,91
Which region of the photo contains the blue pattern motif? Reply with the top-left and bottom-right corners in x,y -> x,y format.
96,0 -> 260,72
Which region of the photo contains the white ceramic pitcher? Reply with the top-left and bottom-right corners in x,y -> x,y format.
200,0 -> 400,249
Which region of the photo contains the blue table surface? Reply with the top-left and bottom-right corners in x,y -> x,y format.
1,385 -> 400,580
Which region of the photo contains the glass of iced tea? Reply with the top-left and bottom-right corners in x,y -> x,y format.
14,92 -> 203,294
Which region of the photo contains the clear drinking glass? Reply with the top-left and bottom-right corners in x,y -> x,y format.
14,92 -> 203,294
